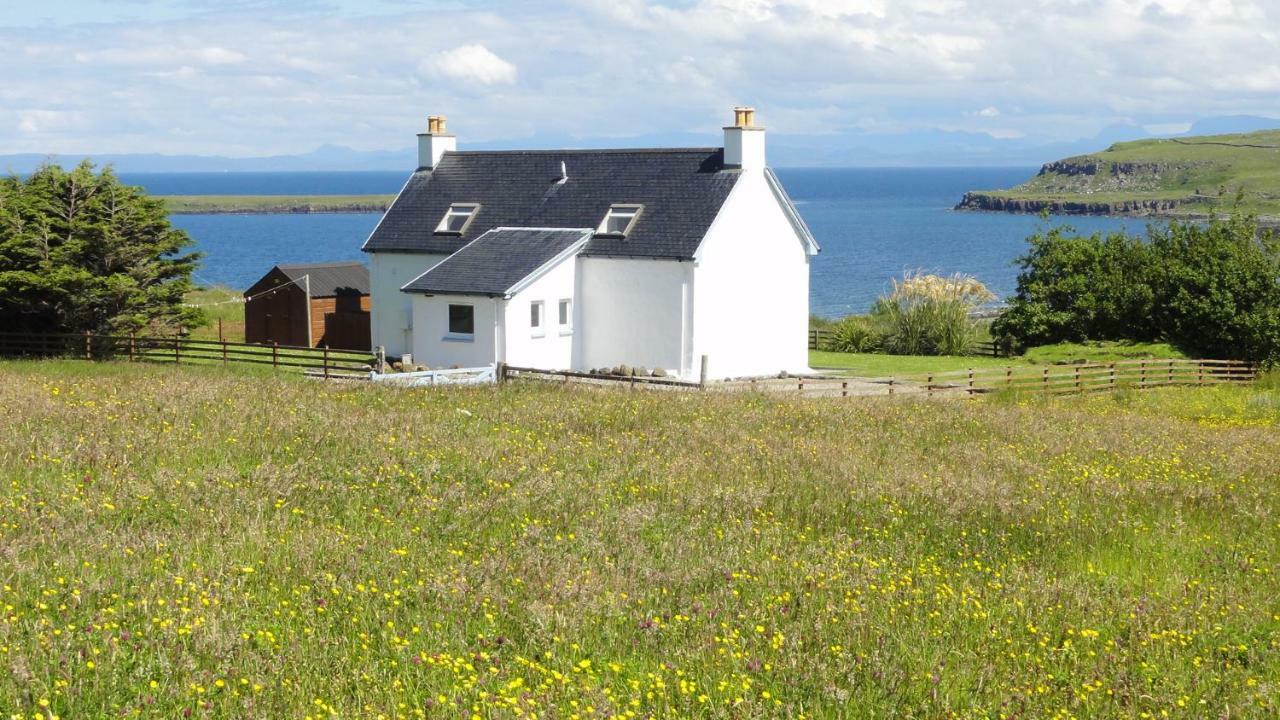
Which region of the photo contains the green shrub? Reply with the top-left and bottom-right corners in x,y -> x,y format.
994,213 -> 1280,365
871,272 -> 995,356
825,315 -> 880,353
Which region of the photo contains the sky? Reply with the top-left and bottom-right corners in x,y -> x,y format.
3,0 -> 1280,159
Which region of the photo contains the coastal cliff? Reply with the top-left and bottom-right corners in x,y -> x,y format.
957,129 -> 1280,219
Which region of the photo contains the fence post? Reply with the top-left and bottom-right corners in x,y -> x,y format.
272,342 -> 279,368
1005,366 -> 1012,389
84,330 -> 92,361
495,361 -> 507,383
1042,367 -> 1049,394
129,332 -> 136,362
375,346 -> 386,374
1109,362 -> 1116,391
323,345 -> 330,380
844,380 -> 850,397
174,336 -> 181,365
1197,360 -> 1204,386
699,354 -> 708,390
1074,365 -> 1081,394
926,373 -> 933,398
1140,360 -> 1147,388
967,368 -> 975,395
218,318 -> 224,343
1168,360 -> 1174,385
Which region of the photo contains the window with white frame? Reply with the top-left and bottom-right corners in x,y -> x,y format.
530,300 -> 544,337
558,298 -> 572,333
596,204 -> 643,237
436,203 -> 480,234
446,303 -> 474,340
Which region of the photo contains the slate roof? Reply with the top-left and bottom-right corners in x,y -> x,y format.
401,228 -> 592,297
361,148 -> 739,260
274,261 -> 369,297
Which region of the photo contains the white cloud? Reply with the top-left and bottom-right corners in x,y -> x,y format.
421,44 -> 517,86
1,0 -> 1279,157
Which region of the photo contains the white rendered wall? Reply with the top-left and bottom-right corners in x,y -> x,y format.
692,169 -> 812,379
368,252 -> 448,358
577,257 -> 689,376
502,254 -> 577,370
410,295 -> 500,369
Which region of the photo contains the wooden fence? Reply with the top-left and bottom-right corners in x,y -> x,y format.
808,328 -> 1009,357
0,330 -> 376,379
719,357 -> 1257,399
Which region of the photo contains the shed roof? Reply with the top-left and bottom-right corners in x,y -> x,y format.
272,261 -> 369,297
400,228 -> 592,297
361,148 -> 739,260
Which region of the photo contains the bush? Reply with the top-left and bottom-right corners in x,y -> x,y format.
824,315 -> 880,353
871,272 -> 995,356
994,213 -> 1280,365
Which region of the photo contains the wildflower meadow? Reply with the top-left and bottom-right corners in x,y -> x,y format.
1,361 -> 1277,718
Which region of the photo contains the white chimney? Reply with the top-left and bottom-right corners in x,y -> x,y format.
417,114 -> 456,169
722,106 -> 764,170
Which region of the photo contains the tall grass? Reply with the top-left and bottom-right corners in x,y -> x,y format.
1,361 -> 1278,717
872,271 -> 995,355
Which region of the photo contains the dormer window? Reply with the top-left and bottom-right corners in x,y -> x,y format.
436,203 -> 480,234
596,204 -> 643,237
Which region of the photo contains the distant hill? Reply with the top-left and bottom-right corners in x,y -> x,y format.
5,115 -> 1280,172
957,128 -> 1280,220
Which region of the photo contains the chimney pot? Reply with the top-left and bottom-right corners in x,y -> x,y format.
418,114 -> 457,169
723,105 -> 764,169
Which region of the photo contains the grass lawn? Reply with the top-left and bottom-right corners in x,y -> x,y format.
810,349 -> 1016,377
161,194 -> 394,214
812,341 -> 1193,378
186,286 -> 246,342
2,360 -> 1278,717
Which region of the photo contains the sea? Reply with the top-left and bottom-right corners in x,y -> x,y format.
125,169 -> 1150,318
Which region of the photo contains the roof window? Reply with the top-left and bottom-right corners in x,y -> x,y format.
436,203 -> 480,234
596,204 -> 643,238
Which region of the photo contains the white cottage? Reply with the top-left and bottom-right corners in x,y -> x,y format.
362,107 -> 819,381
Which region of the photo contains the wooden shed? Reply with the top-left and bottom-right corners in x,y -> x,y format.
244,261 -> 371,350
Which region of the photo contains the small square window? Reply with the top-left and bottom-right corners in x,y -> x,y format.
597,204 -> 643,237
558,299 -> 571,326
530,300 -> 544,336
447,304 -> 474,337
436,203 -> 480,234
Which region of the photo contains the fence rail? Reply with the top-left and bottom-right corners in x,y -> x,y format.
808,328 -> 1009,357
0,330 -> 376,379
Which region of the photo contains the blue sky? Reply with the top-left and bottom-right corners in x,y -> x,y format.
3,0 -> 1279,160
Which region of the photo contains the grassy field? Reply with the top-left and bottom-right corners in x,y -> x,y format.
161,195 -> 394,215
1,360 -> 1278,718
962,128 -> 1280,218
810,341 -> 1186,377
186,286 -> 246,342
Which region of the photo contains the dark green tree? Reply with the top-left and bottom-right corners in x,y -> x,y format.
1148,214 -> 1280,363
994,213 -> 1280,365
0,162 -> 203,336
992,227 -> 1156,348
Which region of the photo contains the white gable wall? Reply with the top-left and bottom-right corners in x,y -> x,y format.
409,294 -> 500,369
692,170 -> 812,379
369,251 -> 449,358
577,257 -> 690,376
502,252 -> 577,370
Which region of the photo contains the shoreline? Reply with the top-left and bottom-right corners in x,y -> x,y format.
954,193 -> 1280,227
